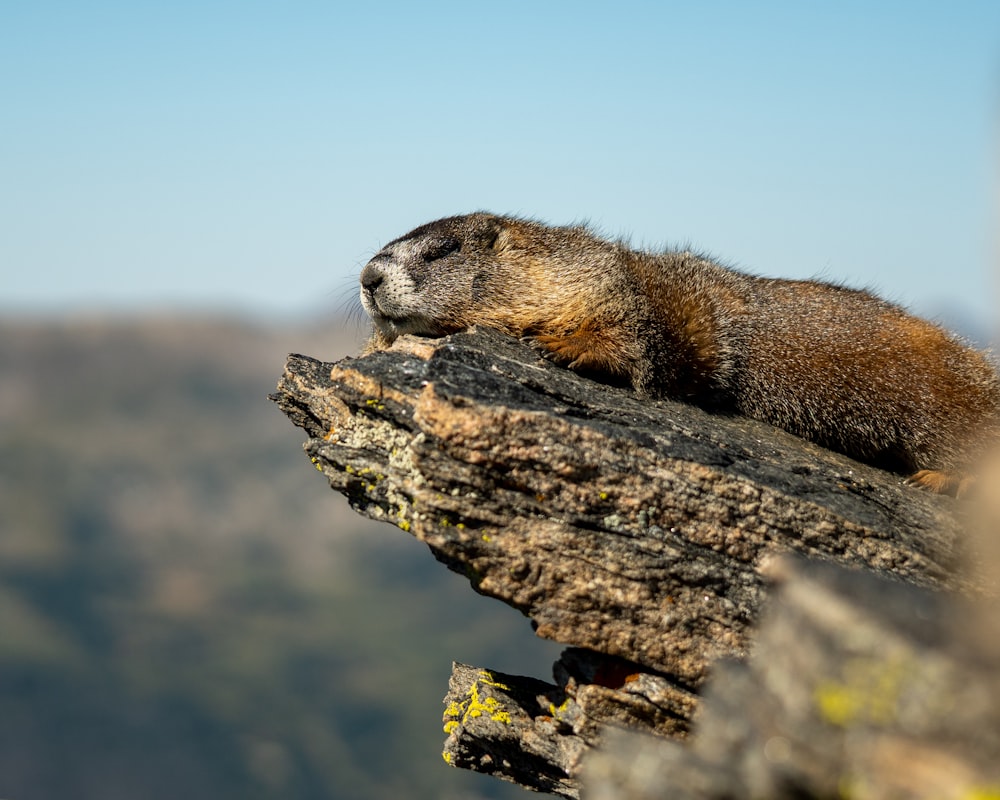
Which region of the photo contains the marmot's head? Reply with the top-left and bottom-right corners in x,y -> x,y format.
360,212 -> 621,346
359,212 -> 514,343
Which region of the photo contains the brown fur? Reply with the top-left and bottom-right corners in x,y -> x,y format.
359,213 -> 1000,493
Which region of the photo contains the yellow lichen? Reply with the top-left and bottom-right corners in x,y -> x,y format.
815,656 -> 909,728
963,788 -> 1000,800
441,671 -> 513,734
548,698 -> 571,718
478,671 -> 510,691
442,751 -> 452,764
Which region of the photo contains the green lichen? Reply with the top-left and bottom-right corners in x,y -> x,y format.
637,506 -> 659,528
602,513 -> 627,530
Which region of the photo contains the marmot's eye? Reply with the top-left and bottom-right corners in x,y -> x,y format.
421,237 -> 461,262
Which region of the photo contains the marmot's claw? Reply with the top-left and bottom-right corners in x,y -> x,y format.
906,470 -> 974,498
520,335 -> 561,363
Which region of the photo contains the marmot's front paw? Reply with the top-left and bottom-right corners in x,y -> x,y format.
526,333 -> 589,368
521,334 -> 567,365
906,469 -> 973,498
530,324 -> 630,377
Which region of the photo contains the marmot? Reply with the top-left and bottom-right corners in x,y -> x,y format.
359,212 -> 1000,494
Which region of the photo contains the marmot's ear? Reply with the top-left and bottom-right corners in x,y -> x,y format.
493,227 -> 512,252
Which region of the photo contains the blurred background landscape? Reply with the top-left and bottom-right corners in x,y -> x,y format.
0,315 -> 563,799
2,1 -> 998,798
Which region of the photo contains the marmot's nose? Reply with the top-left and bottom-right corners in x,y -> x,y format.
360,262 -> 384,293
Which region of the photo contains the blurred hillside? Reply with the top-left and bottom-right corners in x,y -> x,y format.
0,315 -> 561,799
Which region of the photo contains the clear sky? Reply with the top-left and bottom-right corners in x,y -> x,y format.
3,1 -> 999,328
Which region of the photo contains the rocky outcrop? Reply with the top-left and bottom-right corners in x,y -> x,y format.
272,328 -> 995,798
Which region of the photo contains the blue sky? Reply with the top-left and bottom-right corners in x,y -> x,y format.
3,1 -> 999,328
